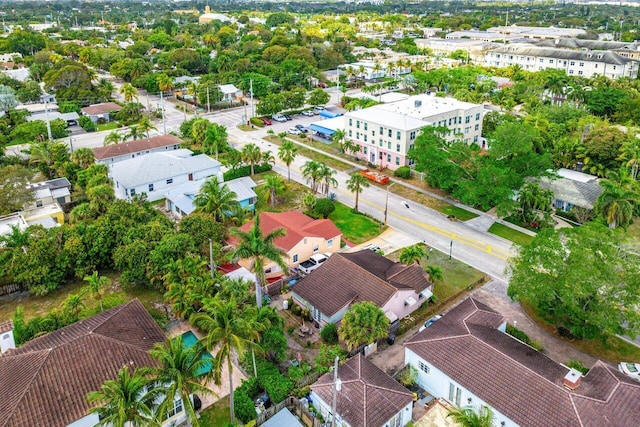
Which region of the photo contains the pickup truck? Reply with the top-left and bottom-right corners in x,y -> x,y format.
299,253 -> 331,275
359,169 -> 390,184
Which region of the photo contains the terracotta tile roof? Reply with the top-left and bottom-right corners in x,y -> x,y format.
232,211 -> 342,252
81,102 -> 122,116
0,321 -> 12,334
0,300 -> 166,427
406,298 -> 640,427
311,353 -> 413,427
293,251 -> 432,317
92,134 -> 182,160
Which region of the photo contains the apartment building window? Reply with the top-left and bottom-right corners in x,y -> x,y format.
387,141 -> 391,149
613,65 -> 617,70
396,131 -> 401,140
130,189 -> 136,196
475,124 -> 479,131
539,58 -> 544,63
448,118 -> 452,126
464,127 -> 470,134
356,132 -> 360,139
595,64 -> 598,69
364,122 -> 368,130
364,135 -> 368,142
579,62 -> 584,67
549,59 -> 554,64
474,135 -> 478,143
372,130 -> 375,136
396,144 -> 400,152
458,116 -> 462,124
409,144 -> 414,151
475,113 -> 481,120
578,71 -> 583,76
293,254 -> 298,263
570,61 -> 575,66
387,154 -> 391,162
148,183 -> 154,192
388,129 -> 392,137
569,70 -> 574,75
379,139 -> 383,147
349,118 -> 352,126
356,120 -> 360,129
380,126 -> 383,134
410,131 -> 416,140
363,147 -> 368,154
465,115 -> 470,124
349,130 -> 352,137
395,156 -> 400,165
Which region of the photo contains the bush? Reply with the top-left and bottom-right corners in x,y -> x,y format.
234,388 -> 256,423
396,365 -> 418,387
256,358 -> 293,404
320,323 -> 338,344
506,324 -> 543,351
79,115 -> 97,132
314,198 -> 335,219
394,166 -> 411,179
249,117 -> 264,127
223,164 -> 272,181
567,360 -> 589,375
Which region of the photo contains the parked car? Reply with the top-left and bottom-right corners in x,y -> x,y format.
260,117 -> 272,126
302,110 -> 315,117
313,106 -> 326,114
363,243 -> 380,252
287,127 -> 302,135
283,114 -> 292,121
295,124 -> 308,133
317,82 -> 328,88
419,314 -> 443,332
618,362 -> 640,381
299,253 -> 331,275
272,114 -> 287,122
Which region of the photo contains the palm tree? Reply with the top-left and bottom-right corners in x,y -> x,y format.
148,337 -> 215,427
87,366 -> 159,427
278,140 -> 298,183
205,124 -> 227,160
302,160 -> 323,194
342,139 -> 358,157
332,129 -> 346,150
230,215 -> 288,308
157,73 -> 175,96
516,182 -> 553,224
595,170 -> 640,229
187,81 -> 199,114
64,293 -> 85,320
399,245 -> 427,265
193,176 -> 240,222
137,116 -> 157,139
261,151 -> 275,168
346,173 -> 370,212
447,405 -> 495,427
264,175 -> 286,208
126,125 -> 146,141
190,298 -> 260,423
241,144 -> 262,176
425,265 -> 444,284
619,137 -> 640,180
83,270 -> 111,312
319,164 -> 338,196
103,131 -> 122,146
71,148 -> 95,168
119,83 -> 138,103
190,119 -> 209,147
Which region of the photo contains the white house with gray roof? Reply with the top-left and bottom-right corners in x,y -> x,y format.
535,168 -> 602,212
110,149 -> 221,202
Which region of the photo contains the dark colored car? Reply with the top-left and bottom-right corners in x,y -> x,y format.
260,117 -> 272,125
295,124 -> 308,133
283,114 -> 292,121
317,82 -> 328,88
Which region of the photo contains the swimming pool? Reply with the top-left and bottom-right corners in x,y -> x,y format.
176,331 -> 213,376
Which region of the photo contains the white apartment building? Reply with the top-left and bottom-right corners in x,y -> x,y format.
344,94 -> 483,170
484,45 -> 638,79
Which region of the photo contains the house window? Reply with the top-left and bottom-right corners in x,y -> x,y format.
36,200 -> 43,207
419,361 -> 430,374
167,398 -> 183,418
449,383 -> 462,407
293,254 -> 298,263
166,178 -> 173,184
312,306 -> 321,321
327,239 -> 333,248
313,244 -> 319,253
130,189 -> 136,196
148,183 -> 154,192
388,412 -> 402,427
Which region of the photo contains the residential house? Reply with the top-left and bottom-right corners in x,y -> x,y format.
218,84 -> 243,102
535,168 -> 602,212
230,211 -> 342,279
261,408 -> 304,427
26,111 -> 79,126
0,205 -> 64,238
81,102 -> 122,123
0,321 -> 15,353
92,135 -> 183,165
164,175 -> 258,218
110,149 -> 222,202
0,52 -> 22,62
15,103 -> 59,115
310,353 -> 413,427
405,298 -> 640,427
344,94 -> 483,170
199,6 -> 233,24
0,300 -> 190,427
292,250 -> 433,327
25,177 -> 72,209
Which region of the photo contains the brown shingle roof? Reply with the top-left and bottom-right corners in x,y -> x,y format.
232,211 -> 342,252
406,298 -> 640,427
92,135 -> 183,160
81,102 -> 122,116
0,300 -> 166,427
311,353 -> 413,427
293,251 -> 432,317
0,321 -> 12,334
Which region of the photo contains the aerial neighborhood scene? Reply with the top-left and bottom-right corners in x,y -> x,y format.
2,0 -> 640,426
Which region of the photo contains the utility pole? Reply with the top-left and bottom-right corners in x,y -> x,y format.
160,91 -> 167,135
331,356 -> 341,427
250,79 -> 254,118
209,238 -> 215,280
69,137 -> 74,153
44,97 -> 52,140
206,87 -> 210,113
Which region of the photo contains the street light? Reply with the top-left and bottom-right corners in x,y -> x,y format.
449,240 -> 453,260
383,181 -> 397,225
208,238 -> 215,280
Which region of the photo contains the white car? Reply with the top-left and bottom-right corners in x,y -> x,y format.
618,362 -> 640,381
287,127 -> 302,135
272,114 -> 287,122
299,253 -> 331,275
313,106 -> 326,114
302,110 -> 315,116
418,314 -> 443,332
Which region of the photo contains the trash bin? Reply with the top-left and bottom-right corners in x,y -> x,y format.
283,300 -> 289,310
387,334 -> 396,345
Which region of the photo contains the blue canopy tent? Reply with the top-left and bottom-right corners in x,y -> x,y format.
319,110 -> 343,119
308,124 -> 336,137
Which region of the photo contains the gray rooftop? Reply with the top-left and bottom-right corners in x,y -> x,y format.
488,45 -> 634,65
164,176 -> 256,216
536,169 -> 602,210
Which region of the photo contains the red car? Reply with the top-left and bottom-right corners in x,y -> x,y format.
317,82 -> 328,88
260,117 -> 272,125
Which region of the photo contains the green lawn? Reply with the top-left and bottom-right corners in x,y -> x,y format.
488,222 -> 535,246
329,202 -> 385,244
439,205 -> 479,221
96,122 -> 119,132
264,135 -> 352,172
200,397 -> 231,425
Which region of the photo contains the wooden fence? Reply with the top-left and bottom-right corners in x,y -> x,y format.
0,283 -> 26,297
256,396 -> 324,427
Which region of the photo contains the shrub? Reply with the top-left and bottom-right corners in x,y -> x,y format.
320,323 -> 338,344
223,164 -> 272,181
233,388 -> 256,423
314,198 -> 335,219
396,365 -> 418,387
79,115 -> 97,132
567,360 -> 589,375
394,166 -> 411,179
506,324 -> 543,351
249,117 -> 264,127
256,358 -> 293,404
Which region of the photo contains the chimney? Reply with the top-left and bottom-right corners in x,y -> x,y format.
563,368 -> 582,390
0,321 -> 16,354
205,5 -> 211,14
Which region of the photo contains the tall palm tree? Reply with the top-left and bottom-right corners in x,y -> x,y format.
230,214 -> 288,308
517,182 -> 553,224
148,337 -> 215,427
278,140 -> 298,183
119,83 -> 138,103
346,173 -> 370,212
241,144 -> 262,176
205,124 -> 227,160
187,81 -> 199,114
137,116 -> 157,139
595,170 -> 640,229
83,270 -> 111,312
399,245 -> 427,265
157,73 -> 175,96
619,137 -> 640,180
302,160 -> 323,194
342,138 -> 358,157
127,125 -> 146,141
425,265 -> 444,284
332,129 -> 346,150
190,298 -> 260,423
319,164 -> 338,196
87,366 -> 159,427
264,175 -> 286,208
71,148 -> 95,168
193,176 -> 240,222
447,405 -> 495,427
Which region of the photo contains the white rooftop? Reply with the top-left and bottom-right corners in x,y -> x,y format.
348,107 -> 427,131
376,94 -> 480,120
556,168 -> 599,183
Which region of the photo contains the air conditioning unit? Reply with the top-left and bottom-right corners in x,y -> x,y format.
414,100 -> 422,108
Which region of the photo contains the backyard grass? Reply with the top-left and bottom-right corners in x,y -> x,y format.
328,202 -> 386,244
488,222 -> 534,246
390,184 -> 478,220
254,171 -> 311,213
200,396 -> 231,425
522,302 -> 640,363
264,135 -> 352,172
96,122 -> 119,132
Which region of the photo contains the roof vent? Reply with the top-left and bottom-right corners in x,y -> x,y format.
563,369 -> 582,390
414,100 -> 422,108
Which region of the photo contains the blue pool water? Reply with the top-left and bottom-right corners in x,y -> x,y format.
176,331 -> 213,375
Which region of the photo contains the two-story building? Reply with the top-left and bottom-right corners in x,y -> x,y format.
344,94 -> 483,170
110,149 -> 222,202
92,135 -> 183,166
25,177 -> 72,209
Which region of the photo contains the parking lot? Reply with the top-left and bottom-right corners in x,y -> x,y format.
262,105 -> 346,135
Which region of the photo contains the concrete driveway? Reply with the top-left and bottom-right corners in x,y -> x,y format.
345,227 -> 422,255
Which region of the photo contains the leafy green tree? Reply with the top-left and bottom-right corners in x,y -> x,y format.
193,176 -> 240,222
230,215 -> 288,308
338,301 -> 390,350
256,93 -> 286,117
0,165 -> 35,215
148,337 -> 215,427
314,198 -> 335,219
447,405 -> 495,427
315,344 -> 347,373
87,366 -> 159,427
507,224 -> 640,340
191,298 -> 260,424
346,173 -> 370,212
83,270 -> 111,312
399,245 -> 427,265
278,140 -> 298,183
307,88 -> 330,106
